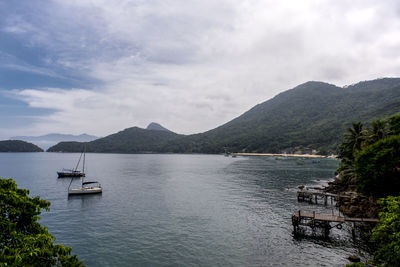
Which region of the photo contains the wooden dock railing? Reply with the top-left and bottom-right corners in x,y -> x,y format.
292,210 -> 378,238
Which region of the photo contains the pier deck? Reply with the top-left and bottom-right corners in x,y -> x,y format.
292,210 -> 379,238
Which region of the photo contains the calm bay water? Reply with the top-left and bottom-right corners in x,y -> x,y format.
0,153 -> 367,266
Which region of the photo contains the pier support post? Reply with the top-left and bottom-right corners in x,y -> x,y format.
292,212 -> 299,236
324,222 -> 330,238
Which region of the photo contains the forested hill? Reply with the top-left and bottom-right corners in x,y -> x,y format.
0,140 -> 44,152
48,78 -> 400,154
47,125 -> 181,153
177,78 -> 400,153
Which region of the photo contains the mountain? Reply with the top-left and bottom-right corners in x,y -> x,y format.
166,78 -> 400,154
146,122 -> 172,132
47,126 -> 181,153
11,133 -> 99,150
48,78 -> 400,154
0,140 -> 44,152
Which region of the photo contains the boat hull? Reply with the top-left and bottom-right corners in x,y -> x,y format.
58,172 -> 85,178
68,187 -> 102,195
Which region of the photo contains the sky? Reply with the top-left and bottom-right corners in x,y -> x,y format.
1,0 -> 400,139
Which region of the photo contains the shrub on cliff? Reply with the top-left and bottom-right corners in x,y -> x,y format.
0,178 -> 84,266
355,135 -> 400,197
371,196 -> 400,266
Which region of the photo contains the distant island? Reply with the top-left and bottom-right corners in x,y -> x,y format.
48,78 -> 400,154
11,133 -> 98,150
0,140 -> 43,152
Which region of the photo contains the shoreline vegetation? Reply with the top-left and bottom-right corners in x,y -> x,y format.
320,114 -> 400,266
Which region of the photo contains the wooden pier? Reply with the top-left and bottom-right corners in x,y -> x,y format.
297,190 -> 352,205
292,210 -> 379,238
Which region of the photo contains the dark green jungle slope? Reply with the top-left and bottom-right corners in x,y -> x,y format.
0,140 -> 44,152
47,126 -> 181,153
48,78 -> 400,154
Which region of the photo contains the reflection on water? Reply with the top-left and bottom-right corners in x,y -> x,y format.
68,193 -> 103,208
0,153 -> 368,266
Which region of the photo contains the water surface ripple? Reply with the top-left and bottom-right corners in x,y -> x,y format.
0,153 -> 367,266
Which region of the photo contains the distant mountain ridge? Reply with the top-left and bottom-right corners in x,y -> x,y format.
47,125 -> 180,153
12,133 -> 98,142
12,133 -> 99,150
0,140 -> 43,152
146,122 -> 172,132
47,78 -> 400,154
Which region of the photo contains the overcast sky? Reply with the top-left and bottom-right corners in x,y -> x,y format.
1,0 -> 399,139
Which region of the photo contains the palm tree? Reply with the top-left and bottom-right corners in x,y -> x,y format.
365,119 -> 390,145
337,122 -> 366,185
339,122 -> 366,161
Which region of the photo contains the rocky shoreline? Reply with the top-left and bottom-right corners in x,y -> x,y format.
324,177 -> 380,219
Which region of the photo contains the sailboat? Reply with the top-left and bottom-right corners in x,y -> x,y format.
68,149 -> 102,195
57,151 -> 86,178
68,180 -> 102,195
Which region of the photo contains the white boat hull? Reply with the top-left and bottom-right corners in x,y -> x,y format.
68,186 -> 102,195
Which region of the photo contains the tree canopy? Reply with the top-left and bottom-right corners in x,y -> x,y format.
337,115 -> 400,196
0,178 -> 83,266
355,135 -> 400,197
337,115 -> 400,266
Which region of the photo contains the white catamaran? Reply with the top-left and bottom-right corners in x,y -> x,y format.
68,150 -> 102,195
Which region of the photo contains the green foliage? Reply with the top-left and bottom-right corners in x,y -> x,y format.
355,135 -> 400,197
0,140 -> 43,152
371,196 -> 400,266
338,122 -> 365,161
337,116 -> 400,193
337,122 -> 367,185
389,114 -> 400,135
365,119 -> 391,145
0,178 -> 84,266
335,114 -> 400,265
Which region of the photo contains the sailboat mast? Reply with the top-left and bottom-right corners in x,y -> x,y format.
74,152 -> 83,171
81,145 -> 86,186
83,146 -> 86,173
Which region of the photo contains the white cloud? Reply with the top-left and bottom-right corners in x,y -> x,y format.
3,0 -> 400,136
